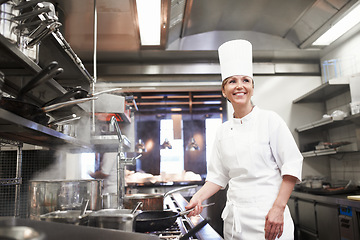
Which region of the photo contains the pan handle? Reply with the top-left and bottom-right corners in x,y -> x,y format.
179,202 -> 215,216
179,218 -> 209,240
163,185 -> 198,198
17,61 -> 58,100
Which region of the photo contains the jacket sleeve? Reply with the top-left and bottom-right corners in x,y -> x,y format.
205,126 -> 230,189
269,113 -> 303,184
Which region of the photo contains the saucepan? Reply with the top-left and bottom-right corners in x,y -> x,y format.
135,203 -> 214,232
0,0 -> 20,43
88,202 -> 143,232
39,199 -> 91,226
123,185 -> 198,211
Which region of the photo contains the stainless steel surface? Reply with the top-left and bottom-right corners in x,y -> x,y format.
28,179 -> 103,219
39,210 -> 92,225
110,115 -> 140,209
36,0 -> 358,100
102,193 -> 117,209
153,192 -> 222,240
14,144 -> 22,217
0,217 -> 161,240
0,108 -> 91,150
124,185 -> 198,211
0,1 -> 19,43
57,0 -> 358,58
0,226 -> 45,240
88,208 -> 139,232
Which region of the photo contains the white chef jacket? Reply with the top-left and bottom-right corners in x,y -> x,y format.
101,152 -> 118,194
206,106 -> 303,240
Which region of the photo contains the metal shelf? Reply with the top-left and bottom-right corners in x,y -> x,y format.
296,113 -> 360,133
0,33 -> 92,91
0,108 -> 91,150
293,81 -> 349,103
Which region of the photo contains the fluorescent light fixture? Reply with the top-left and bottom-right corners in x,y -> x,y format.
136,0 -> 161,45
312,3 -> 360,46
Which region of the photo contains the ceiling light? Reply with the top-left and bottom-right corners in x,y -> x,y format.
136,0 -> 161,46
186,137 -> 200,151
312,3 -> 360,46
160,138 -> 172,149
135,139 -> 147,153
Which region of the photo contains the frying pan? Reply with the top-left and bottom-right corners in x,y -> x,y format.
0,61 -> 61,124
134,203 -> 214,233
0,62 -> 96,125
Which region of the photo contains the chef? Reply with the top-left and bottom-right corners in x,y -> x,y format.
89,152 -> 118,194
185,39 -> 303,240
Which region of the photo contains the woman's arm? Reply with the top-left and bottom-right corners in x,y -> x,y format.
265,175 -> 297,240
185,181 -> 222,217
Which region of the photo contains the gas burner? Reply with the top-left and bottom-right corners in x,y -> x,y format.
148,221 -> 183,239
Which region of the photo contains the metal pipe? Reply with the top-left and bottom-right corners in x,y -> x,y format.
91,0 -> 98,133
14,144 -> 23,217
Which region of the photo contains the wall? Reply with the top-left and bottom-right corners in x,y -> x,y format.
319,32 -> 360,185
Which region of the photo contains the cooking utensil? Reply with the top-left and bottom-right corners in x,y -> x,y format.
0,61 -> 60,124
41,96 -> 97,112
39,210 -> 92,226
131,202 -> 143,214
179,218 -> 209,240
62,86 -> 125,99
0,1 -> 20,43
124,185 -> 198,211
88,208 -> 140,232
135,203 -> 214,233
80,199 -> 89,217
12,6 -> 51,21
28,180 -> 103,220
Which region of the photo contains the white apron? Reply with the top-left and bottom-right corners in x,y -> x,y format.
217,109 -> 295,240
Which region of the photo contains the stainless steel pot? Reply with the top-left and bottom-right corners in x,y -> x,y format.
123,185 -> 198,210
39,210 -> 92,226
28,179 -> 103,220
0,1 -> 20,43
88,209 -> 139,232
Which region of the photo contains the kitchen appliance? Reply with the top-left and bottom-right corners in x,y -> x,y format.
135,203 -> 214,233
146,192 -> 222,240
28,179 -> 103,219
339,206 -> 357,240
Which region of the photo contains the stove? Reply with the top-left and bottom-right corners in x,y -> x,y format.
149,192 -> 222,240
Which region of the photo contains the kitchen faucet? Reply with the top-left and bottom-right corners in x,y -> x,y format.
110,116 -> 142,209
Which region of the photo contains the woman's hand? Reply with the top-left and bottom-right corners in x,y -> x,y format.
264,175 -> 297,240
184,181 -> 221,217
264,205 -> 284,240
185,198 -> 203,217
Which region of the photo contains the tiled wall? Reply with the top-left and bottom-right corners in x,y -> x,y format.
330,153 -> 360,186
326,89 -> 360,185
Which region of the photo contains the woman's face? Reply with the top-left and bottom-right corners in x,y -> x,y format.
222,75 -> 254,106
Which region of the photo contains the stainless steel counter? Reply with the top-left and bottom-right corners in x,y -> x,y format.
0,217 -> 160,240
291,190 -> 360,209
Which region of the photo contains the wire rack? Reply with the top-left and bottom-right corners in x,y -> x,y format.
1,139 -> 57,218
0,139 -> 22,217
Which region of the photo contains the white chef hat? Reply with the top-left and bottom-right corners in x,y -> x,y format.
218,39 -> 253,81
